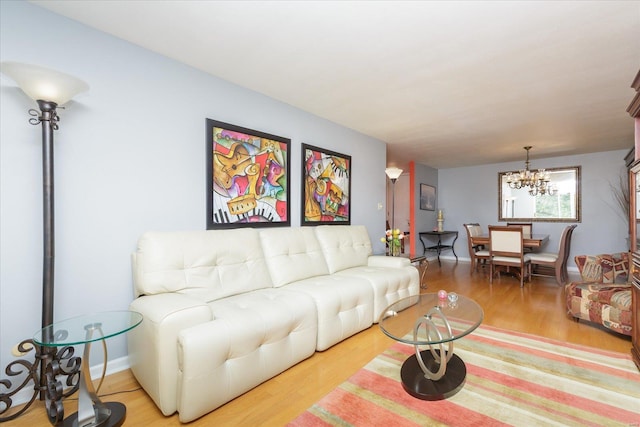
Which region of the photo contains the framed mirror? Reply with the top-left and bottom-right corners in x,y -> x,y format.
498,166 -> 581,222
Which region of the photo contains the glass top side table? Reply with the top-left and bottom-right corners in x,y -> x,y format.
379,294 -> 483,400
33,311 -> 143,427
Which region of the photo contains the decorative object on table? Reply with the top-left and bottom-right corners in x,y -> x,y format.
206,119 -> 290,229
437,209 -> 444,231
419,183 -> 436,211
437,289 -> 447,299
0,62 -> 88,423
381,229 -> 404,256
505,146 -> 557,196
290,325 -> 640,426
301,144 -> 351,225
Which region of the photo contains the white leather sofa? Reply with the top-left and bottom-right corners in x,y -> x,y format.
128,225 -> 419,422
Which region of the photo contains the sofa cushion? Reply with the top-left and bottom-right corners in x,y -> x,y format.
600,253 -> 629,283
259,227 -> 329,287
134,229 -> 272,301
575,255 -> 603,282
575,253 -> 629,284
177,288 -> 318,422
284,275 -> 374,351
314,225 -> 372,273
565,281 -> 632,336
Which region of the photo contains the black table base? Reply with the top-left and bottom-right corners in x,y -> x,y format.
400,350 -> 466,400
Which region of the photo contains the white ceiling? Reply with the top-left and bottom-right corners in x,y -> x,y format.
31,0 -> 640,169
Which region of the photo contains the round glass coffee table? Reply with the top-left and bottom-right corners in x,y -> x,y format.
379,293 -> 483,400
33,311 -> 143,427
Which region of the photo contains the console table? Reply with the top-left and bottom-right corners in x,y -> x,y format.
419,231 -> 459,265
33,311 -> 143,427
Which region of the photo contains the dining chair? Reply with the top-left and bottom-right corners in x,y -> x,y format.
489,225 -> 531,287
528,224 -> 577,286
464,223 -> 490,274
506,222 -> 532,238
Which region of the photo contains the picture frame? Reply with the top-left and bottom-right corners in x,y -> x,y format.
420,184 -> 436,211
206,119 -> 290,229
301,143 -> 351,225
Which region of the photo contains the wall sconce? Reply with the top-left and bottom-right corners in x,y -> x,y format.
0,62 -> 88,423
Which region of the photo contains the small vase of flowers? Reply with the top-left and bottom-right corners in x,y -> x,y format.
381,229 -> 404,256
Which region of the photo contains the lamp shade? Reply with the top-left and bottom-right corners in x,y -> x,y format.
1,61 -> 89,105
385,167 -> 403,180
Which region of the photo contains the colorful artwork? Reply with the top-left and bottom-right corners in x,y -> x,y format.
206,119 -> 290,228
302,144 -> 351,225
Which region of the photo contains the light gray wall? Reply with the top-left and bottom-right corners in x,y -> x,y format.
438,149 -> 631,263
0,1 -> 387,377
412,163 -> 439,254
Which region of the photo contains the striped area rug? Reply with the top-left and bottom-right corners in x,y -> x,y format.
288,325 -> 640,426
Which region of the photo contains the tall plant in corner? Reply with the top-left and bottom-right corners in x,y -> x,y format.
609,171 -> 630,229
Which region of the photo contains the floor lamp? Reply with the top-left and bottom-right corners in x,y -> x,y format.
385,167 -> 403,254
0,62 -> 89,423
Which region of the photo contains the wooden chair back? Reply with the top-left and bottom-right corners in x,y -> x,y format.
558,224 -> 578,270
464,223 -> 489,274
489,225 -> 529,286
507,222 -> 532,239
490,226 -> 524,257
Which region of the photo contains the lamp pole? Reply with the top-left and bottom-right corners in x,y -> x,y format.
0,62 -> 88,423
385,167 -> 403,255
36,100 -> 57,336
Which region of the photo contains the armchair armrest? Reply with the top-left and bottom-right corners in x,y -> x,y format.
128,293 -> 212,416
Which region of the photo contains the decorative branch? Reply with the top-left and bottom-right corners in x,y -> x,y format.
609,172 -> 629,224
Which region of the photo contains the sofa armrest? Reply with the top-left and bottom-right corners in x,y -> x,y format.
367,255 -> 411,268
128,293 -> 212,416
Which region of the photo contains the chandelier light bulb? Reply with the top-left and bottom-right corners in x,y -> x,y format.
506,147 -> 556,196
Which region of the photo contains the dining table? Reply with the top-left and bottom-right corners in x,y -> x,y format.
470,233 -> 549,248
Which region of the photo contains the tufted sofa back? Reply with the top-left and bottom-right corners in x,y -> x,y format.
133,225 -> 375,301
133,229 -> 273,301
314,225 -> 372,273
259,227 -> 330,287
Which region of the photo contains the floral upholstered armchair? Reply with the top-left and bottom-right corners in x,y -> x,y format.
565,253 -> 632,336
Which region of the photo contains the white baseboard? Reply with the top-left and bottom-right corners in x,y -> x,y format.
7,355 -> 131,407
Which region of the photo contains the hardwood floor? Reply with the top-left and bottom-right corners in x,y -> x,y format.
11,261 -> 633,426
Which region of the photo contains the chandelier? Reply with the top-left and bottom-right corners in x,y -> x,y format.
505,146 -> 557,196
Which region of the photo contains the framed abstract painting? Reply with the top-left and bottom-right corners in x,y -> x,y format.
206,119 -> 290,229
301,143 -> 351,225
